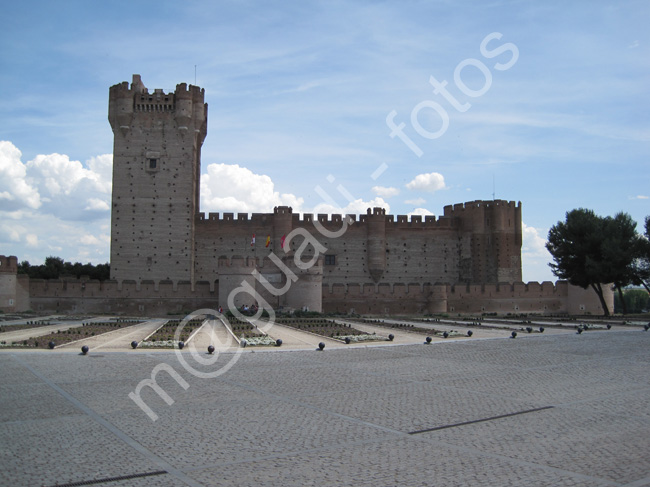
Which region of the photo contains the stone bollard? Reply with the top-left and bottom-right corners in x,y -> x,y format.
425,336 -> 432,344
345,337 -> 351,344
48,341 -> 55,349
388,334 -> 394,341
131,341 -> 138,349
208,345 -> 215,354
81,345 -> 89,355
318,342 -> 325,351
539,327 -> 545,333
467,330 -> 473,337
526,327 -> 533,333
178,341 -> 185,349
511,331 -> 517,339
443,331 -> 449,339
276,339 -> 282,347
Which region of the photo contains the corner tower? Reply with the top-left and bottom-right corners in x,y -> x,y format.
108,75 -> 207,287
443,200 -> 522,283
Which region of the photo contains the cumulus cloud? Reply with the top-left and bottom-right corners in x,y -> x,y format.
371,186 -> 400,198
201,163 -> 304,213
25,234 -> 39,247
405,172 -> 447,193
0,141 -> 113,265
522,223 -> 549,258
85,198 -> 110,211
26,152 -> 113,217
521,222 -> 556,283
0,141 -> 41,210
408,208 -> 434,216
312,197 -> 390,216
405,197 -> 426,206
0,141 -> 113,220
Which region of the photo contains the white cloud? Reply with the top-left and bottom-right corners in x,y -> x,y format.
522,223 -> 549,257
405,172 -> 447,193
0,141 -> 41,210
80,235 -> 100,245
0,144 -> 113,221
408,208 -> 434,216
201,163 -> 304,213
85,198 -> 110,211
372,186 -> 399,198
312,197 -> 390,216
630,195 -> 649,200
521,222 -> 556,283
405,198 -> 426,206
26,152 -> 112,200
0,142 -> 113,265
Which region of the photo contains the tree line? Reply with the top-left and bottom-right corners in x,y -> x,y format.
546,210 -> 650,316
18,256 -> 110,281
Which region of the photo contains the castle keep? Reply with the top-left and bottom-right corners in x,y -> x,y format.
0,75 -> 611,315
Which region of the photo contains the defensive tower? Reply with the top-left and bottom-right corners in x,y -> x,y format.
108,75 -> 207,287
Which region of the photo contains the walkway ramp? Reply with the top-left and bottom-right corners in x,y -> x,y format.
186,318 -> 239,352
57,319 -> 166,351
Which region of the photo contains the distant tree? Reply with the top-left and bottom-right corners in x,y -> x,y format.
16,256 -> 110,281
632,216 -> 650,293
43,256 -> 65,280
614,288 -> 650,314
600,212 -> 642,314
546,209 -> 641,316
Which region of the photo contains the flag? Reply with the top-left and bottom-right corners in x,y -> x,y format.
251,234 -> 255,246
265,235 -> 271,247
280,234 -> 286,249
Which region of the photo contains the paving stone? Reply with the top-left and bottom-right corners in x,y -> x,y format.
0,331 -> 648,486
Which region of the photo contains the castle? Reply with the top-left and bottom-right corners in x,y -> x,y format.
0,75 -> 611,316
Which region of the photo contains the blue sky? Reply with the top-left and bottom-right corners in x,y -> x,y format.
1,0 -> 648,283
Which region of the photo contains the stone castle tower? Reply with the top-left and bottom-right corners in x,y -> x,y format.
108,75 -> 207,287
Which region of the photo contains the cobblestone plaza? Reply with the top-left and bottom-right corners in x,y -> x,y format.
1,331 -> 649,486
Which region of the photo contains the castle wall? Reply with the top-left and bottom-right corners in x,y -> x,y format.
0,256 -> 19,312
27,278 -> 217,316
194,202 -> 520,296
3,250 -> 610,317
321,280 -> 611,316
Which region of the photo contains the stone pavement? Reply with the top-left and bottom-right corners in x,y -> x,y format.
1,330 -> 649,486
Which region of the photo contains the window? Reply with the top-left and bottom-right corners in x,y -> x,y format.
324,254 -> 336,266
149,158 -> 157,169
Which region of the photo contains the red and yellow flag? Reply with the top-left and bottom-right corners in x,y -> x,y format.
265,235 -> 271,247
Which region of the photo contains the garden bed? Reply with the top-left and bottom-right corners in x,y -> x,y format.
275,317 -> 370,339
139,318 -> 205,347
0,320 -> 144,348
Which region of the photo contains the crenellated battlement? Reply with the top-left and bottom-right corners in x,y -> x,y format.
443,199 -> 520,215
109,74 -> 207,136
196,207 -> 464,228
0,255 -> 18,274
